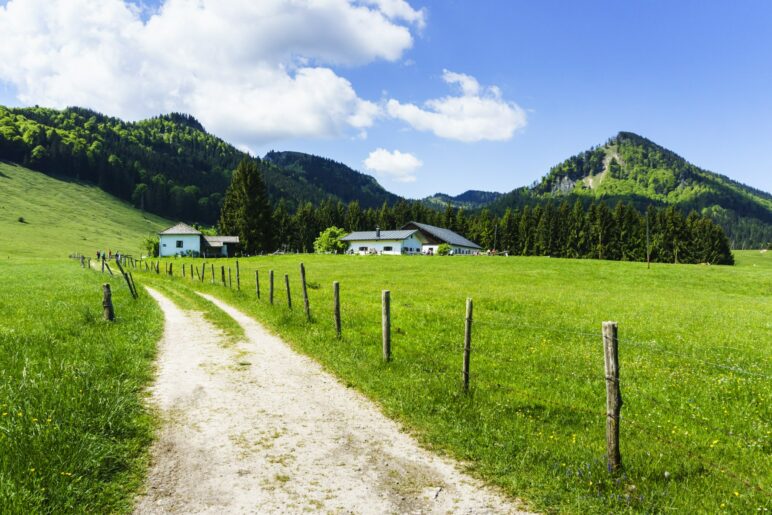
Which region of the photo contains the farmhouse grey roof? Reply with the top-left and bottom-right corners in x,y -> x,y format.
401,221 -> 482,249
341,230 -> 418,241
159,222 -> 201,235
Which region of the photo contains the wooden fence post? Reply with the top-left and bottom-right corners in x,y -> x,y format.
201,262 -> 206,282
169,263 -> 173,276
300,263 -> 310,321
382,290 -> 391,362
102,283 -> 114,321
101,257 -> 105,273
603,321 -> 623,473
211,264 -> 214,284
183,263 -> 186,278
228,267 -> 232,289
221,266 -> 226,286
88,258 -> 91,270
285,274 -> 292,309
333,281 -> 341,338
80,255 -> 85,268
463,298 -> 473,391
255,270 -> 260,299
236,260 -> 240,291
269,270 -> 274,304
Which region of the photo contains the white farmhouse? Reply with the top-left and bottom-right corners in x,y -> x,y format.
341,228 -> 427,255
158,222 -> 240,257
341,222 -> 481,255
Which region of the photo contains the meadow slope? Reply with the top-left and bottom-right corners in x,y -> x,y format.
0,161 -> 171,257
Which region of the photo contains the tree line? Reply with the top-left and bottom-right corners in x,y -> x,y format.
220,159 -> 734,265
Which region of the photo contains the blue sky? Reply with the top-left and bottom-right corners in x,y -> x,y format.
1,0 -> 770,197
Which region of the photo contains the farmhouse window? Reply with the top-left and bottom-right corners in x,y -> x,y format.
384,246 -> 393,251
359,246 -> 367,252
176,240 -> 184,248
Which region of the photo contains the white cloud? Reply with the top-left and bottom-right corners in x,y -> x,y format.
0,0 -> 422,145
386,69 -> 527,142
364,148 -> 422,182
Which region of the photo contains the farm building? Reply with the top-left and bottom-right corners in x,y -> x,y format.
341,222 -> 481,255
158,223 -> 239,257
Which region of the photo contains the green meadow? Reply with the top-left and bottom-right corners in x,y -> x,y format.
0,163 -> 170,512
0,259 -> 162,512
140,251 -> 771,513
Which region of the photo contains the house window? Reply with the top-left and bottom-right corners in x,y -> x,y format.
176,240 -> 184,248
383,246 -> 393,251
359,246 -> 368,252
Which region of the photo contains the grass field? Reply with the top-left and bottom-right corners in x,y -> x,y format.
0,259 -> 163,512
137,251 -> 771,513
0,162 -> 170,258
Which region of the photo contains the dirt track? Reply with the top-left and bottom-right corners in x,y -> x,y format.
134,287 -> 531,514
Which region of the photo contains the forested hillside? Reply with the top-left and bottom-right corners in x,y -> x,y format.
0,106 -> 400,224
421,190 -> 502,209
489,132 -> 772,248
264,151 -> 401,209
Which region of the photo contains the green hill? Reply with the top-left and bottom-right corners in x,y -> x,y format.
489,132 -> 772,248
0,161 -> 172,257
0,106 -> 401,224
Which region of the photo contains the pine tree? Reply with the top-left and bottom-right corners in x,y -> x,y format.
219,158 -> 274,254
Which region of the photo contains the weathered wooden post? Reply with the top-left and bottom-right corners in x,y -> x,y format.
236,260 -> 240,291
269,270 -> 274,304
211,264 -> 214,284
228,267 -> 232,289
221,266 -> 226,286
183,263 -> 186,278
285,273 -> 292,309
169,263 -> 173,276
255,270 -> 260,299
80,255 -> 85,268
101,256 -> 105,273
102,283 -> 114,321
382,290 -> 391,362
88,258 -> 91,269
603,321 -> 622,473
333,281 -> 341,337
300,263 -> 310,321
463,298 -> 473,392
201,262 -> 206,282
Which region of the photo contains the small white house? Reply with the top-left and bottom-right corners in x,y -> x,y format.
158,223 -> 239,257
340,228 -> 428,255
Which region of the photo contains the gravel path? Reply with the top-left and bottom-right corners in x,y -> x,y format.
134,287 -> 531,514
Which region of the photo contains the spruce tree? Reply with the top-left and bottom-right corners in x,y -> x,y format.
219,158 -> 274,255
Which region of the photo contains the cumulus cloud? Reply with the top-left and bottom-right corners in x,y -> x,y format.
364,148 -> 422,182
0,0 -> 422,145
386,69 -> 527,142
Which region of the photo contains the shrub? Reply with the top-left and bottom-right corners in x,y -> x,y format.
437,243 -> 452,255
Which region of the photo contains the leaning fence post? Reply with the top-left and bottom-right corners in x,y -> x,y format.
255,270 -> 260,299
269,270 -> 274,304
463,298 -> 473,391
285,273 -> 292,309
102,283 -> 114,321
333,281 -> 341,337
300,263 -> 310,321
603,321 -> 622,473
382,290 -> 391,362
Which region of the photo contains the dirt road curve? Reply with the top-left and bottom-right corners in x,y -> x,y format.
134,288 -> 531,514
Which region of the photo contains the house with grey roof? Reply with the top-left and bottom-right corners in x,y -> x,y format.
340,222 -> 481,255
158,223 -> 240,257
